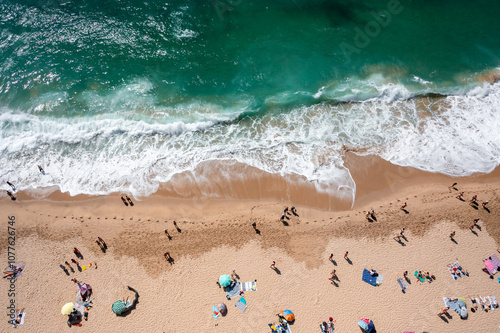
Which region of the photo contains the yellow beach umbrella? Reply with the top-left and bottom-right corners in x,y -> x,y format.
61,302 -> 74,315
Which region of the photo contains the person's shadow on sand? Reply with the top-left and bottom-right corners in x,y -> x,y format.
330,280 -> 339,287
281,221 -> 289,226
60,265 -> 70,276
484,207 -> 491,213
121,286 -> 139,317
470,204 -> 478,210
255,228 -> 261,235
438,314 -> 449,323
76,263 -> 82,272
395,239 -> 406,246
167,257 -> 175,265
345,257 -> 353,265
401,235 -> 408,242
451,238 -> 458,245
330,259 -> 337,266
404,276 -> 411,285
401,209 -> 409,214
272,267 -> 281,275
471,229 -> 478,237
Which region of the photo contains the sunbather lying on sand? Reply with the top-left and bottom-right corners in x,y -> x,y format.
469,297 -> 479,312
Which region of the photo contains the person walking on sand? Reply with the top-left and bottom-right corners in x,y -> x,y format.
403,271 -> 408,279
450,231 -> 456,240
456,192 -> 464,200
270,261 -> 276,269
329,253 -> 333,261
164,229 -> 170,237
7,181 -> 15,191
400,202 -> 407,210
393,233 -> 401,241
344,251 -> 349,260
73,248 -> 82,257
126,195 -> 133,205
121,196 -> 128,206
369,209 -> 375,219
284,207 -> 289,215
164,252 -> 171,260
470,194 -> 477,204
482,200 -> 489,209
329,270 -> 337,281
252,222 -> 256,229
291,206 -> 298,216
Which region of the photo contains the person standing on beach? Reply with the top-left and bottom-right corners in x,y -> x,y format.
164,252 -> 171,260
270,261 -> 276,269
344,251 -> 349,260
450,231 -> 456,240
329,270 -> 337,281
291,206 -> 298,216
456,192 -> 464,200
482,200 -> 489,209
400,202 -> 407,210
329,253 -> 333,261
252,222 -> 256,229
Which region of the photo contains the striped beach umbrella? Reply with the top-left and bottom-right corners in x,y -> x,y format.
78,283 -> 92,299
61,302 -> 74,315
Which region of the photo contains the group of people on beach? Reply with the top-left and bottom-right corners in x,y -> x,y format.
280,206 -> 298,222
121,196 -> 134,206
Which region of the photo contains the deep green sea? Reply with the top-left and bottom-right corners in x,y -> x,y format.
1,0 -> 499,200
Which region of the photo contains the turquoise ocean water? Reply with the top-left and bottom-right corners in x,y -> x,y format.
1,0 -> 499,200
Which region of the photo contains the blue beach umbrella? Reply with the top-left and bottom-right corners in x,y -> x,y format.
219,274 -> 231,287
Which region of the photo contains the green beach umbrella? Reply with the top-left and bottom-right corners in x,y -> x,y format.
112,300 -> 127,315
219,274 -> 231,287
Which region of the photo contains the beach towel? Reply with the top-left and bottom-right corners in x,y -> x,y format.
225,282 -> 241,298
6,264 -> 25,278
362,269 -> 377,286
397,278 -> 408,292
490,255 -> 500,270
12,312 -> 25,328
484,259 -> 496,275
414,270 -> 425,282
487,296 -> 497,310
491,296 -> 499,309
212,306 -> 220,319
240,281 -> 257,292
447,261 -> 466,280
376,275 -> 384,285
235,297 -> 247,312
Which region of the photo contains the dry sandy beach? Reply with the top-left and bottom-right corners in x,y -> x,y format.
1,155 -> 500,332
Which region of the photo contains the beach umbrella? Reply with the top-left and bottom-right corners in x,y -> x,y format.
112,301 -> 128,315
61,303 -> 74,315
78,283 -> 92,299
219,274 -> 231,287
280,309 -> 295,322
218,303 -> 227,314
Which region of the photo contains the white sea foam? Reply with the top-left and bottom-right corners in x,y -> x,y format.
1,80 -> 499,205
